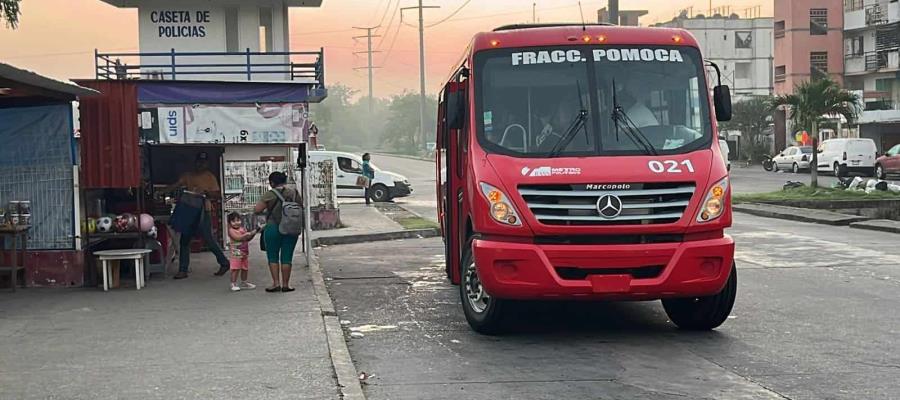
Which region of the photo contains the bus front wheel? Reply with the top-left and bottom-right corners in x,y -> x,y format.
460,238 -> 508,335
662,262 -> 737,331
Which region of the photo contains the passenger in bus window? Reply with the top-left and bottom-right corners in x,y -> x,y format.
619,80 -> 660,128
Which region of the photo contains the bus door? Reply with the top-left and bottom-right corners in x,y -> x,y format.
438,69 -> 468,283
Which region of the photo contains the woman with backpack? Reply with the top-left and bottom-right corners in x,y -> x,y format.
254,171 -> 302,293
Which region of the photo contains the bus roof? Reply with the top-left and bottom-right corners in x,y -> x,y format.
471,24 -> 700,54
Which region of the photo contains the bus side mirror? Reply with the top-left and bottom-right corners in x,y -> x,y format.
714,85 -> 732,122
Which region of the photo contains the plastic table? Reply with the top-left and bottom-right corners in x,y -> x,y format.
94,249 -> 152,291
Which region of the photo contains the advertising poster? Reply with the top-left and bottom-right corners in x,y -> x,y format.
154,103 -> 308,144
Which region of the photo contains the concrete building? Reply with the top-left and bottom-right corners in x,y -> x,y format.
843,0 -> 900,153
597,7 -> 648,26
654,15 -> 774,101
772,0 -> 845,150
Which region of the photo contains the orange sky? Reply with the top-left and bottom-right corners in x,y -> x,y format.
0,0 -> 773,98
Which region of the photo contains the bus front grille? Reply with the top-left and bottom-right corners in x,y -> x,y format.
519,182 -> 696,226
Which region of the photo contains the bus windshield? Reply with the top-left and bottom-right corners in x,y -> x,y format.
474,45 -> 712,157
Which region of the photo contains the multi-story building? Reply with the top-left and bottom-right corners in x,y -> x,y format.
654,14 -> 774,101
773,0 -> 845,150
843,0 -> 900,153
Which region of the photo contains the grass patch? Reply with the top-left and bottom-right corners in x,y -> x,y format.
396,216 -> 440,230
734,186 -> 900,203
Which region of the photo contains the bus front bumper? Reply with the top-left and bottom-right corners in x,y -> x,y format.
472,235 -> 735,301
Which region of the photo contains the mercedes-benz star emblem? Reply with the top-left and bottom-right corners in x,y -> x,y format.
596,194 -> 623,219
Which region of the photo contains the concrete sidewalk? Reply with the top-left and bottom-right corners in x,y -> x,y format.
0,244 -> 340,400
312,202 -> 402,240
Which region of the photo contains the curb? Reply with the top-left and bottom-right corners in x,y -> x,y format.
308,253 -> 366,400
312,228 -> 440,247
850,220 -> 900,234
733,203 -> 869,226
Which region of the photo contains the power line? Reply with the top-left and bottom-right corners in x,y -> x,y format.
378,10 -> 406,65
375,0 -> 402,49
373,0 -> 395,29
425,0 -> 472,28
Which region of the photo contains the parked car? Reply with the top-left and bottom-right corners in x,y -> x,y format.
772,146 -> 813,173
308,151 -> 412,202
875,143 -> 900,179
718,139 -> 731,171
816,138 -> 877,177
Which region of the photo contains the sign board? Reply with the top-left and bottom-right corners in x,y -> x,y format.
154,104 -> 309,144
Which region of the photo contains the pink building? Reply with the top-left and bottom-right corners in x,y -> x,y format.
773,0 -> 844,149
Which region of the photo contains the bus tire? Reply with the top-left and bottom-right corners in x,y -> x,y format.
460,237 -> 508,335
662,262 -> 737,331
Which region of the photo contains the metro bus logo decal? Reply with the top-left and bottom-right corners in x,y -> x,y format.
511,48 -> 684,66
522,166 -> 582,177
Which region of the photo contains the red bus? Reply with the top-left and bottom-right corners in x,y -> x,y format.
436,24 -> 735,334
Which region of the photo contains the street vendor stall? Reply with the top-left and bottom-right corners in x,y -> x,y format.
76,78 -> 319,286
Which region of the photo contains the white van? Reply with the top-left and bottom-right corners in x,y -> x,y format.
718,139 -> 731,171
308,151 -> 412,202
816,138 -> 877,176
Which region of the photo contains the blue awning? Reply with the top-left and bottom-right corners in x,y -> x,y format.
137,81 -> 327,104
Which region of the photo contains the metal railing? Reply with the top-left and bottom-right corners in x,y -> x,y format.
865,52 -> 888,71
95,48 -> 324,86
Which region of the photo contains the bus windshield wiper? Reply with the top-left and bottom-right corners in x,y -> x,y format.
548,82 -> 589,158
611,79 -> 658,156
547,109 -> 588,158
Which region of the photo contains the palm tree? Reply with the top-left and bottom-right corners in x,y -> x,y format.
1,0 -> 21,29
771,78 -> 860,188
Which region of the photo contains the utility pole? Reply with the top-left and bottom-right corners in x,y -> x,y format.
402,2 -> 440,149
353,26 -> 381,114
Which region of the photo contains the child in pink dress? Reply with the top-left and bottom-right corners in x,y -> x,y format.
227,212 -> 260,292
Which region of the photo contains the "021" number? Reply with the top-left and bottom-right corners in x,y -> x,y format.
648,160 -> 695,173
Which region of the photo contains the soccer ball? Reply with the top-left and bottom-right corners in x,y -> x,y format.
138,213 -> 155,232
115,213 -> 138,233
147,225 -> 158,239
96,217 -> 114,233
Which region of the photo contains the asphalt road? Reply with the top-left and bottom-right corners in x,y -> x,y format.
320,215 -> 900,400
369,154 -> 886,222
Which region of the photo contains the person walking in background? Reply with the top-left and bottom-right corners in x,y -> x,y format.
362,153 -> 376,205
165,151 -> 231,280
254,172 -> 301,293
226,212 -> 259,292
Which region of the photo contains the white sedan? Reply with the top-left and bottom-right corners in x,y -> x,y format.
772,146 -> 813,173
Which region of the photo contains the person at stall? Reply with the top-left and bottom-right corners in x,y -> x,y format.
165,151 -> 231,279
254,171 -> 301,293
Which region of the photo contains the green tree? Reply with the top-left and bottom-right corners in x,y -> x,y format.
1,0 -> 21,29
771,77 -> 860,187
381,92 -> 437,155
719,96 -> 771,162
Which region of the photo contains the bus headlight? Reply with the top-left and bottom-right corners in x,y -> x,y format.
697,177 -> 728,222
480,182 -> 522,226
